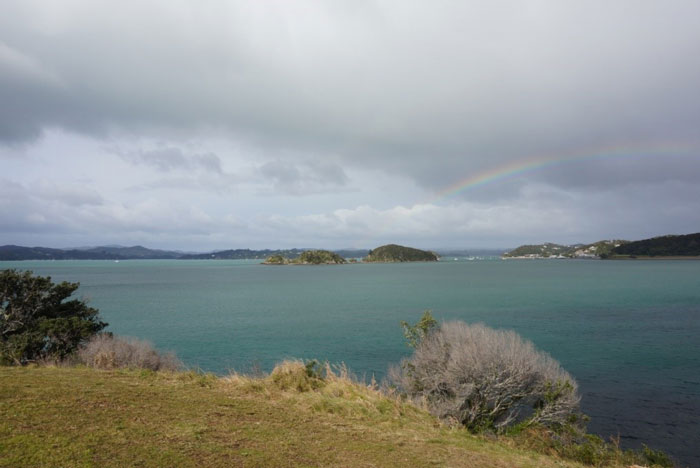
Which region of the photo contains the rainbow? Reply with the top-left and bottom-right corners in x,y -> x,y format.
426,141 -> 696,204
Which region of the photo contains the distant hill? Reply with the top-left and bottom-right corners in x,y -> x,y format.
0,245 -> 369,261
503,240 -> 628,259
0,245 -> 380,261
435,249 -> 506,258
503,243 -> 571,258
364,244 -> 439,262
180,248 -> 307,260
79,246 -> 181,259
0,245 -> 181,261
609,233 -> 700,257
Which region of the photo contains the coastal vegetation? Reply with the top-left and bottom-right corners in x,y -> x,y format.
264,245 -> 440,264
503,240 -> 627,259
390,313 -> 581,432
607,232 -> 700,258
263,250 -> 346,265
262,254 -> 288,265
364,244 -> 439,262
296,250 -> 347,264
502,242 -> 571,258
0,269 -> 107,365
78,334 -> 181,371
504,232 -> 700,259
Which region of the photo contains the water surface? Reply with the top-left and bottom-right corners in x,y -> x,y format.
3,259 -> 698,465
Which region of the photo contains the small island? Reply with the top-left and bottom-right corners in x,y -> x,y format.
364,244 -> 439,262
263,250 -> 346,265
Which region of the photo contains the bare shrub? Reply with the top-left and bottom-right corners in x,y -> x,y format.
389,321 -> 581,432
78,334 -> 182,371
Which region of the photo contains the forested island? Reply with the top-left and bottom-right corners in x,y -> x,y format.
263,250 -> 346,265
262,244 -> 440,265
364,244 -> 439,262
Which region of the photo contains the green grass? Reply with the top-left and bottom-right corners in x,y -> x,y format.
0,364 -> 632,467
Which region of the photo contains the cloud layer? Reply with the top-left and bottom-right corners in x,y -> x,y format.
2,1 -> 699,249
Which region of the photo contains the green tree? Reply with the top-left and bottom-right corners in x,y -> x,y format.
400,310 -> 438,348
0,269 -> 107,365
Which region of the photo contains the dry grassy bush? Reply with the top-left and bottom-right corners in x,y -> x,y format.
269,360 -> 325,392
78,334 -> 182,371
228,359 -> 416,422
389,321 -> 581,432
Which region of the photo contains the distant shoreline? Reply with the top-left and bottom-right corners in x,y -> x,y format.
607,255 -> 700,260
502,255 -> 700,260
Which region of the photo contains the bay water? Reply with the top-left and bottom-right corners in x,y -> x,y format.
3,259 -> 699,465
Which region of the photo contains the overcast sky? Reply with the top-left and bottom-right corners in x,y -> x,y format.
1,1 -> 699,251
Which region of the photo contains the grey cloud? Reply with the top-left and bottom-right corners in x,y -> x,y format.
0,41 -> 66,143
195,153 -> 223,174
1,1 -> 698,185
1,1 -> 700,249
35,182 -> 104,206
1,179 -> 103,208
259,159 -> 349,195
252,178 -> 700,249
129,148 -> 188,172
0,178 -> 239,241
529,155 -> 700,192
116,147 -> 223,174
130,173 -> 240,194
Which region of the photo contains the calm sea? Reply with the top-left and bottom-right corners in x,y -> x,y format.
2,259 -> 699,465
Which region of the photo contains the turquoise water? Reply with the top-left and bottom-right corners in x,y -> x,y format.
2,259 -> 699,465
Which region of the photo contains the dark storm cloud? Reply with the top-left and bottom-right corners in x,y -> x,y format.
2,1 -> 699,185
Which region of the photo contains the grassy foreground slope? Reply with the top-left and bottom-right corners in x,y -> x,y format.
0,365 -> 600,468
